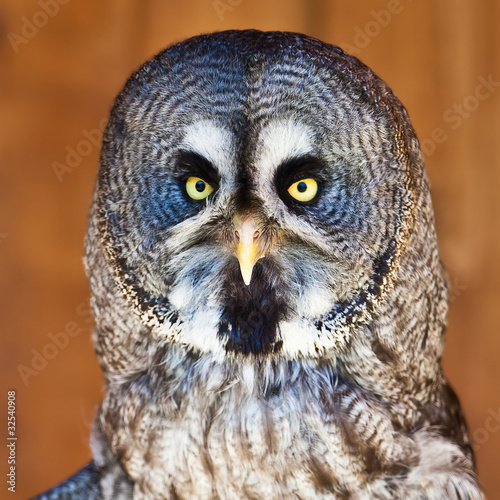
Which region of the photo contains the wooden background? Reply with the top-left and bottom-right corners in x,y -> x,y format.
1,0 -> 499,497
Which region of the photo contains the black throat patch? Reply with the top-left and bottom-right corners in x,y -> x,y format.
218,259 -> 288,355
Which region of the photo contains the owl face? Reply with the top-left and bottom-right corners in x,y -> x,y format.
97,32 -> 408,359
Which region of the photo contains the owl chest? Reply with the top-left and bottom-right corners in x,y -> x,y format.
120,391 -> 379,499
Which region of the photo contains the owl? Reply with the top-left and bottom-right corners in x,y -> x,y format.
34,30 -> 483,499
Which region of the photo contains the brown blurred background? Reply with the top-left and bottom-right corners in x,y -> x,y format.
1,0 -> 499,498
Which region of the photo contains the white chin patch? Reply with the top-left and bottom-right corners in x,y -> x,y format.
279,319 -> 321,357
168,282 -> 194,311
164,272 -> 336,359
280,318 -> 350,358
294,283 -> 334,319
156,305 -> 226,358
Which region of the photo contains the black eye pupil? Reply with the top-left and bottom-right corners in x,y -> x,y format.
297,181 -> 307,193
195,180 -> 206,192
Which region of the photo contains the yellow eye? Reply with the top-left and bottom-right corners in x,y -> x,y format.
287,178 -> 319,203
185,177 -> 214,200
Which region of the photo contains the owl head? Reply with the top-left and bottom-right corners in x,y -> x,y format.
85,30 -> 446,374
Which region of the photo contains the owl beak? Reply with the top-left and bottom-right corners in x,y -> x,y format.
233,214 -> 265,286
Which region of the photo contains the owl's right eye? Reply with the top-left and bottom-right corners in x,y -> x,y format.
185,177 -> 214,200
287,178 -> 319,203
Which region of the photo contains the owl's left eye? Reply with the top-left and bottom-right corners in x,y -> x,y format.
287,178 -> 319,203
185,177 -> 214,200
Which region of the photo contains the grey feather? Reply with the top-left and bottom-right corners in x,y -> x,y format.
31,462 -> 103,499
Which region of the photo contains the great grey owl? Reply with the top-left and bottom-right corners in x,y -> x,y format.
34,30 -> 483,499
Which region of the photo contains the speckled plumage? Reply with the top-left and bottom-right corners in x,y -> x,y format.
34,30 -> 483,499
